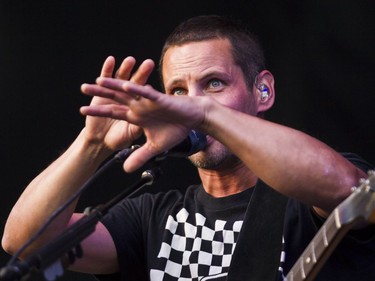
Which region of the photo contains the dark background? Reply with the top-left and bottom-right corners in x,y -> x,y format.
0,1 -> 374,280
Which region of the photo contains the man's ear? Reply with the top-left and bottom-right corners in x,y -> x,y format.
253,70 -> 275,115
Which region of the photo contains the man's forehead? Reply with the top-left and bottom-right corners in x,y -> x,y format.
164,38 -> 232,59
162,39 -> 235,80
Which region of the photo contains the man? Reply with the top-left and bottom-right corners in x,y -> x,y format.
2,15 -> 375,281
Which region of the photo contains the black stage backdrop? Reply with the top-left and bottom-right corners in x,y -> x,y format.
0,1 -> 374,281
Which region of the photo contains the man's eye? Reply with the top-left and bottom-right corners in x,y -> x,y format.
208,79 -> 223,88
172,88 -> 186,96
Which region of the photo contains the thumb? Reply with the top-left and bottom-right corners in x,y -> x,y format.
122,143 -> 162,173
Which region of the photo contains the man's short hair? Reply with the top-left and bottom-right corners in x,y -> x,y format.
159,15 -> 265,90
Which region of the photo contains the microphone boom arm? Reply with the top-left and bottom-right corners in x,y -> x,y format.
0,157 -> 161,281
0,130 -> 206,281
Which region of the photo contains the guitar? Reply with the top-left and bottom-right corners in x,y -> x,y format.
285,170 -> 375,281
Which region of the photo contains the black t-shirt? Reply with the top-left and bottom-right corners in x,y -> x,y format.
101,185 -> 252,281
100,153 -> 375,281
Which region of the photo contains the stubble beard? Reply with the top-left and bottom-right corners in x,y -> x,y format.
188,143 -> 240,170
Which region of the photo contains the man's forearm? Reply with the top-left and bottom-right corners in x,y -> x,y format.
2,129 -> 111,258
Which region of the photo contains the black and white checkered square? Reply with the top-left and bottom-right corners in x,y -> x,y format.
150,208 -> 243,280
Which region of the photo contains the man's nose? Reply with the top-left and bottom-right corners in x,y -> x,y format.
188,87 -> 204,97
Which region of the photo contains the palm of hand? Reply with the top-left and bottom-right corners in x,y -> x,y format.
85,96 -> 142,151
82,56 -> 154,151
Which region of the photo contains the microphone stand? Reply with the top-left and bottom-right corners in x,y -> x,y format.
0,148 -> 163,281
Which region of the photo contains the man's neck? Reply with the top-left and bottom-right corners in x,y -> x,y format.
198,162 -> 257,197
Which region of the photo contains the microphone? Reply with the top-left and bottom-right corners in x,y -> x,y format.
114,130 -> 207,163
162,130 -> 207,158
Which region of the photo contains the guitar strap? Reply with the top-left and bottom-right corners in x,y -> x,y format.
226,181 -> 288,281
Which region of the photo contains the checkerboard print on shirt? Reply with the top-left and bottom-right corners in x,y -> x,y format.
150,208 -> 243,281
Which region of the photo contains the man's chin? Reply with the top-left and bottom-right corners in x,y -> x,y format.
188,150 -> 239,170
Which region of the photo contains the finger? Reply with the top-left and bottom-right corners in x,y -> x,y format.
95,78 -> 161,101
81,83 -> 134,104
130,59 -> 155,85
80,104 -> 129,120
95,78 -> 127,92
100,56 -> 116,77
121,81 -> 160,101
123,144 -> 161,173
95,78 -> 144,101
115,56 -> 136,80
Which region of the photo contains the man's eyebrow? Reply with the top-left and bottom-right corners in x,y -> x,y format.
165,70 -> 232,89
201,71 -> 231,80
165,78 -> 185,90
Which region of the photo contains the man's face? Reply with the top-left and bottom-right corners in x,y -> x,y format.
162,38 -> 258,170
